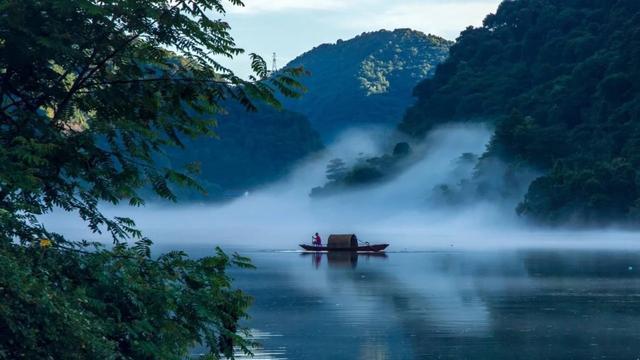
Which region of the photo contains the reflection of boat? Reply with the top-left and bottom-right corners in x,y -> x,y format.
328,251 -> 358,268
300,251 -> 388,269
300,234 -> 389,253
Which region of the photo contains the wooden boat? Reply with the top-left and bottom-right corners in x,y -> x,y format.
300,234 -> 388,253
299,243 -> 388,252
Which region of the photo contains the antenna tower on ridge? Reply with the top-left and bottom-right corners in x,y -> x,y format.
271,52 -> 278,73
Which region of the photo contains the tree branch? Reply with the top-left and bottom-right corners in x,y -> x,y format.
53,34 -> 143,121
83,76 -> 232,88
52,1 -> 189,121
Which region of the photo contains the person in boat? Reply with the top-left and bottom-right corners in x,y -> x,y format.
312,232 -> 322,246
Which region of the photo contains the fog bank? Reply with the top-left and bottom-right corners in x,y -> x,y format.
45,124 -> 640,251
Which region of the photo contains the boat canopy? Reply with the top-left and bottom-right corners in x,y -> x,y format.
327,234 -> 358,249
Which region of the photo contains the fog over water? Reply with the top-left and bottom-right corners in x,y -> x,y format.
46,124 -> 640,251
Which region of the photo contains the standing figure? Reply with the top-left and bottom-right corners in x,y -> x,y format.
312,232 -> 322,246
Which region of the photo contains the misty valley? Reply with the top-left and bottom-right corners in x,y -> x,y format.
3,0 -> 640,359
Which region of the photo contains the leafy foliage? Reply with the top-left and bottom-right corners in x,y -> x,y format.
517,159 -> 639,224
282,29 -> 451,139
0,0 -> 304,357
399,0 -> 640,224
0,0 -> 304,242
0,241 -> 254,359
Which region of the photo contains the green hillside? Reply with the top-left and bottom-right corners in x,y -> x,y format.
168,103 -> 323,200
283,29 -> 452,139
400,0 -> 640,224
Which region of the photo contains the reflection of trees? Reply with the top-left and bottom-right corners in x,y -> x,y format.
521,250 -> 640,278
322,253 -> 498,358
238,251 -> 640,359
323,251 -> 640,359
480,251 -> 640,359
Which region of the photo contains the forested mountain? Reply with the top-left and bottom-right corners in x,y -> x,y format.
165,29 -> 450,199
282,29 -> 452,139
168,103 -> 323,199
400,0 -> 640,224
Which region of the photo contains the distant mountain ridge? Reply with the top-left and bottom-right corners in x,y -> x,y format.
282,29 -> 452,139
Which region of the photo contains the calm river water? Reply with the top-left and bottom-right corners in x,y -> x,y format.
184,249 -> 640,359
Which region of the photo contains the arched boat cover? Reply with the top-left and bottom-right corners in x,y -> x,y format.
327,234 -> 358,249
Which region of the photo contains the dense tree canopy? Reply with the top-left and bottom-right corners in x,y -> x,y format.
400,0 -> 640,225
310,144 -> 413,197
168,103 -> 322,200
0,0 -> 303,357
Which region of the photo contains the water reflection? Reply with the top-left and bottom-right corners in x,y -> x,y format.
301,252 -> 388,269
217,250 -> 640,359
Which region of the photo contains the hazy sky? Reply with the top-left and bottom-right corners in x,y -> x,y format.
216,0 -> 503,78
